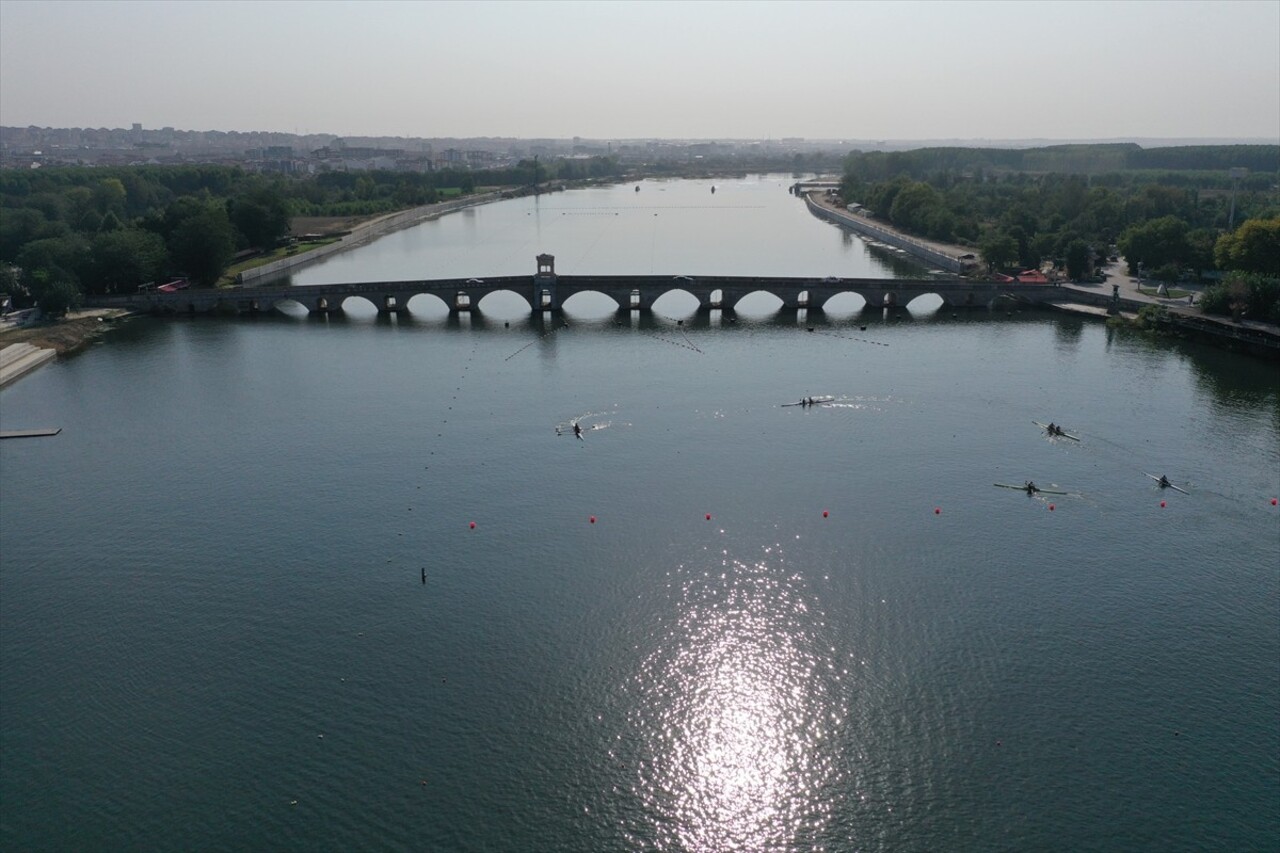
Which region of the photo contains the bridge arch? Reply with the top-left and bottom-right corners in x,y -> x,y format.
560,290 -> 624,319
474,289 -> 534,318
270,297 -> 310,317
815,291 -> 869,316
725,290 -> 785,317
651,288 -> 701,318
335,294 -> 379,315
906,293 -> 945,317
405,292 -> 452,317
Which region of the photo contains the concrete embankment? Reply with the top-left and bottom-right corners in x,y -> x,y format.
1,342 -> 56,388
237,191 -> 506,285
804,193 -> 971,274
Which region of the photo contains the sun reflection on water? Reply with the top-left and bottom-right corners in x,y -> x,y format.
621,548 -> 849,851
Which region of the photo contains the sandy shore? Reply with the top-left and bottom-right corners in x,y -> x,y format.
0,308 -> 133,355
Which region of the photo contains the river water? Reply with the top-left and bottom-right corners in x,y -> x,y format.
2,177 -> 1277,852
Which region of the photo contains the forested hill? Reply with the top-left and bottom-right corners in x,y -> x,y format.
843,144 -> 1279,181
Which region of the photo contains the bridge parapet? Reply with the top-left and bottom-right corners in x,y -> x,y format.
85,267 -> 1056,317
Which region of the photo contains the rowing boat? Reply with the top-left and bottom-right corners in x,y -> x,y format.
782,396 -> 835,407
1144,473 -> 1189,494
994,483 -> 1070,495
1032,421 -> 1080,441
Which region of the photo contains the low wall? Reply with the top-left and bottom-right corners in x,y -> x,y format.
237,192 -> 504,285
804,194 -> 968,274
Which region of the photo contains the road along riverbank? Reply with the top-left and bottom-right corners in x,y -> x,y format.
803,192 -> 976,274
236,191 -> 509,285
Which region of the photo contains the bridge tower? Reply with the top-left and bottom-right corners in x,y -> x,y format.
534,253 -> 558,312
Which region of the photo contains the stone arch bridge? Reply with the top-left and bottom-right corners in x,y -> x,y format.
95,266 -> 1060,317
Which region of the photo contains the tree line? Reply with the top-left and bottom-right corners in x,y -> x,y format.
837,144 -> 1279,322
0,157 -> 624,314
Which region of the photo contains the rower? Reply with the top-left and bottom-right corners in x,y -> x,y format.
1025,481 -> 1038,494
1047,422 -> 1056,434
573,422 -> 583,440
1158,474 -> 1170,488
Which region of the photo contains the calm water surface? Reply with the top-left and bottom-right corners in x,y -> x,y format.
2,178 -> 1278,852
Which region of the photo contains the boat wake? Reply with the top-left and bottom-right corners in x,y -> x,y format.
556,409 -> 628,436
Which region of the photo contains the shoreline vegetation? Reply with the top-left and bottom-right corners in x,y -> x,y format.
2,142 -> 1277,359
830,143 -> 1279,324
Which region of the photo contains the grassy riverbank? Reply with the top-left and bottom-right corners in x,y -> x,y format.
216,238 -> 340,287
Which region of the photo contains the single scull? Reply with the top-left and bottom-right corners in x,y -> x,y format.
782,396 -> 835,407
994,483 -> 1070,495
1032,421 -> 1080,441
1144,473 -> 1189,494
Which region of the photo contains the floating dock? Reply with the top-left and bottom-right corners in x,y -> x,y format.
0,428 -> 62,439
0,342 -> 57,388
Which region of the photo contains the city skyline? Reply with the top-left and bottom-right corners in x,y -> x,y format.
1,0 -> 1278,142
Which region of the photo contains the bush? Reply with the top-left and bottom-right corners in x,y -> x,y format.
1199,272 -> 1280,323
1136,303 -> 1169,329
32,278 -> 83,316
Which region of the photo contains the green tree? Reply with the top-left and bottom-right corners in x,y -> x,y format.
1117,215 -> 1190,274
227,189 -> 291,249
29,276 -> 83,316
1214,216 -> 1280,274
168,204 -> 235,286
1065,240 -> 1091,280
979,231 -> 1019,272
1185,228 -> 1218,274
888,182 -> 941,232
16,236 -> 88,293
85,230 -> 169,294
0,207 -> 48,261
92,178 -> 127,216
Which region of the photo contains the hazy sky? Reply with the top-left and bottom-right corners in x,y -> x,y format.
2,0 -> 1277,141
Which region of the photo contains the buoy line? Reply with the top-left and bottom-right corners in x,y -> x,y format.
641,331 -> 702,353
808,328 -> 889,347
503,322 -> 568,361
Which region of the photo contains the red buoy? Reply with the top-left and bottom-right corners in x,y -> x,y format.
590,516 -> 596,524
469,521 -> 476,529
1160,501 -> 1166,508
705,513 -> 712,521
1049,504 -> 1055,511
934,507 -> 941,515
823,510 -> 829,518
1272,498 -> 1278,506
